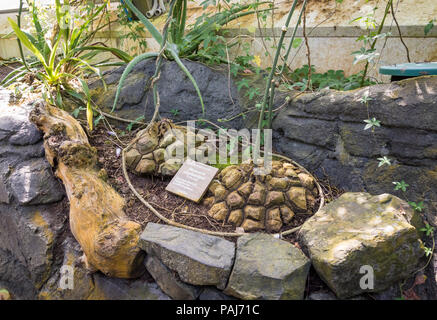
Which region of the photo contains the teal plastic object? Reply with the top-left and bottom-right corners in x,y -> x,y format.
379,62 -> 437,77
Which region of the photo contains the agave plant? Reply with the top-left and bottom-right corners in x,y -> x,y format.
113,0 -> 273,114
113,0 -> 206,114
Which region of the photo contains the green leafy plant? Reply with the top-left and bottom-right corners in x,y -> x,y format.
117,3 -> 149,54
408,201 -> 424,212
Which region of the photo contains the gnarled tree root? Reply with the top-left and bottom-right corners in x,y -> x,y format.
30,101 -> 144,279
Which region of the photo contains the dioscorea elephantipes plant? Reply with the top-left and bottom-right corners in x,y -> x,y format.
4,0 -> 133,130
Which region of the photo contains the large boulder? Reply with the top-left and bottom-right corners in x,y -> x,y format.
299,192 -> 424,298
139,223 -> 235,289
89,59 -> 245,129
224,233 -> 311,300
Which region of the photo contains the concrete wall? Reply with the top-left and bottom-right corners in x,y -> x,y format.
1,0 -> 436,80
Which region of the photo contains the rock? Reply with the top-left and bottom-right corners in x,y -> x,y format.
135,157 -> 156,174
0,101 -> 42,146
139,223 -> 235,290
244,206 -> 265,221
36,233 -> 169,300
159,159 -> 182,176
226,191 -> 245,209
199,287 -> 236,300
0,198 -> 70,299
266,208 -> 283,232
208,202 -> 229,221
265,191 -> 285,206
125,148 -> 141,168
299,192 -> 424,298
137,134 -> 158,154
307,290 -> 337,300
241,219 -> 264,232
286,187 -> 307,211
89,59 -> 244,129
87,273 -> 170,300
0,177 -> 10,204
224,233 -> 311,300
9,159 -> 64,205
145,255 -> 200,300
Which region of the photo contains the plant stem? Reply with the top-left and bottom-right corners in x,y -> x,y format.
257,0 -> 299,134
360,0 -> 393,87
280,0 -> 307,76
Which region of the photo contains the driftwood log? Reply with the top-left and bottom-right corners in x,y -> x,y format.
30,101 -> 144,278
